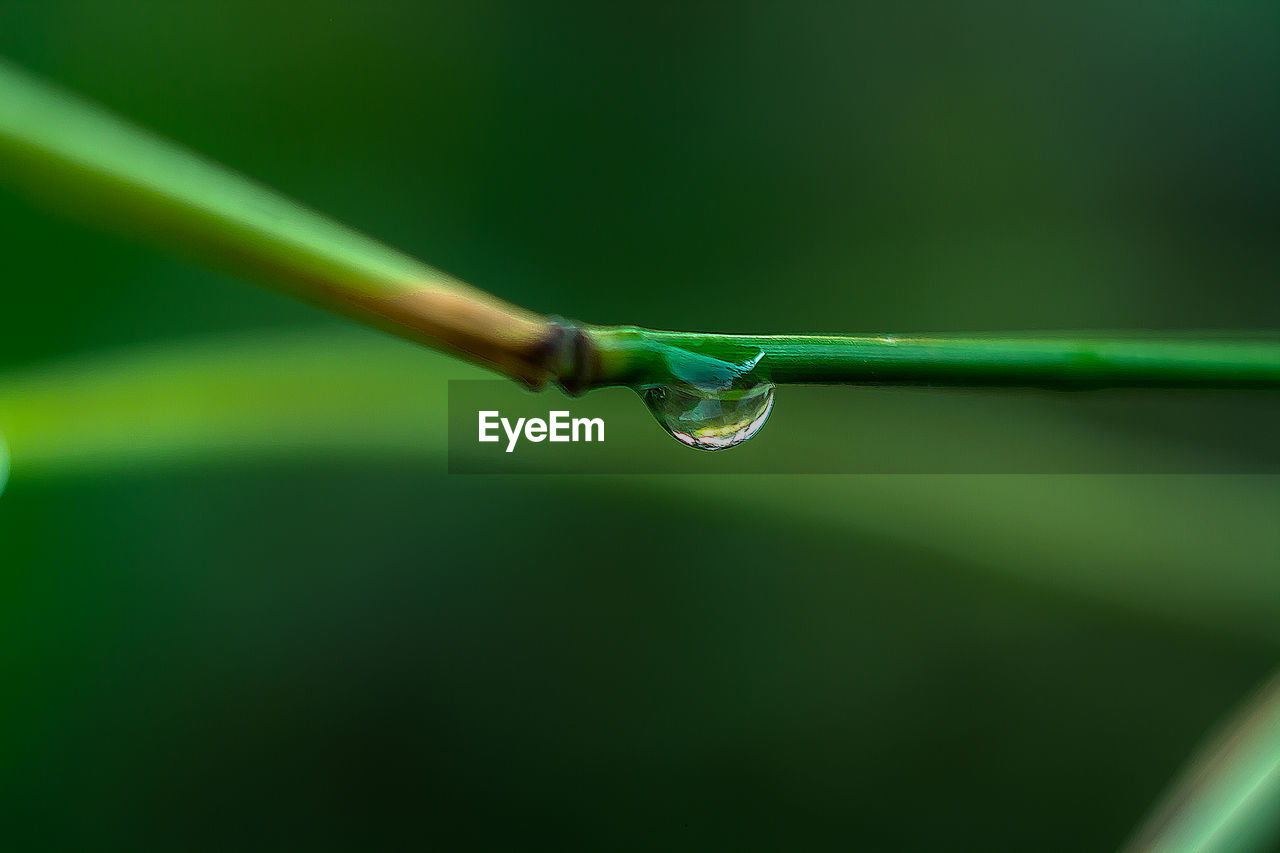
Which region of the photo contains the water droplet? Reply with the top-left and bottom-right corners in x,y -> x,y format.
635,342 -> 775,451
642,381 -> 775,450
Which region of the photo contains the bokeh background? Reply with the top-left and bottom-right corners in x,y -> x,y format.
2,2 -> 1279,849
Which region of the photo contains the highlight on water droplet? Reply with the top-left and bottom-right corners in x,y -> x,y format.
634,341 -> 776,451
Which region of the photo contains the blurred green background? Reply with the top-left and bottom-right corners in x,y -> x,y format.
2,2 -> 1279,849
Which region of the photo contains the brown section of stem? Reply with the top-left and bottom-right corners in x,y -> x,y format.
339,284 -> 577,389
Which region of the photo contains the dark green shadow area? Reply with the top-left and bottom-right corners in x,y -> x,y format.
0,464 -> 1273,851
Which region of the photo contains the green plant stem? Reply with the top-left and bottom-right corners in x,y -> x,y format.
587,328 -> 1280,389
3,59 -> 1279,393
0,59 -> 572,388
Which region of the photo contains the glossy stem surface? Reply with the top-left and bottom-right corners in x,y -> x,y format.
589,328 -> 1280,389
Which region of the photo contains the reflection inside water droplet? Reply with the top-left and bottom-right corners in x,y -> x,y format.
634,341 -> 776,451
642,381 -> 775,450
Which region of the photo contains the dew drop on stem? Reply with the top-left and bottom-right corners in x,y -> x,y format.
634,342 -> 775,451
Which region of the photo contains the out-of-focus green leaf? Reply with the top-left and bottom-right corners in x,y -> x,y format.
0,330 -> 475,476
1126,672 -> 1280,853
2,331 -> 1278,649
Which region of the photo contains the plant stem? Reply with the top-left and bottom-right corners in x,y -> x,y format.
587,328 -> 1280,389
3,59 -> 1279,393
0,59 -> 575,389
